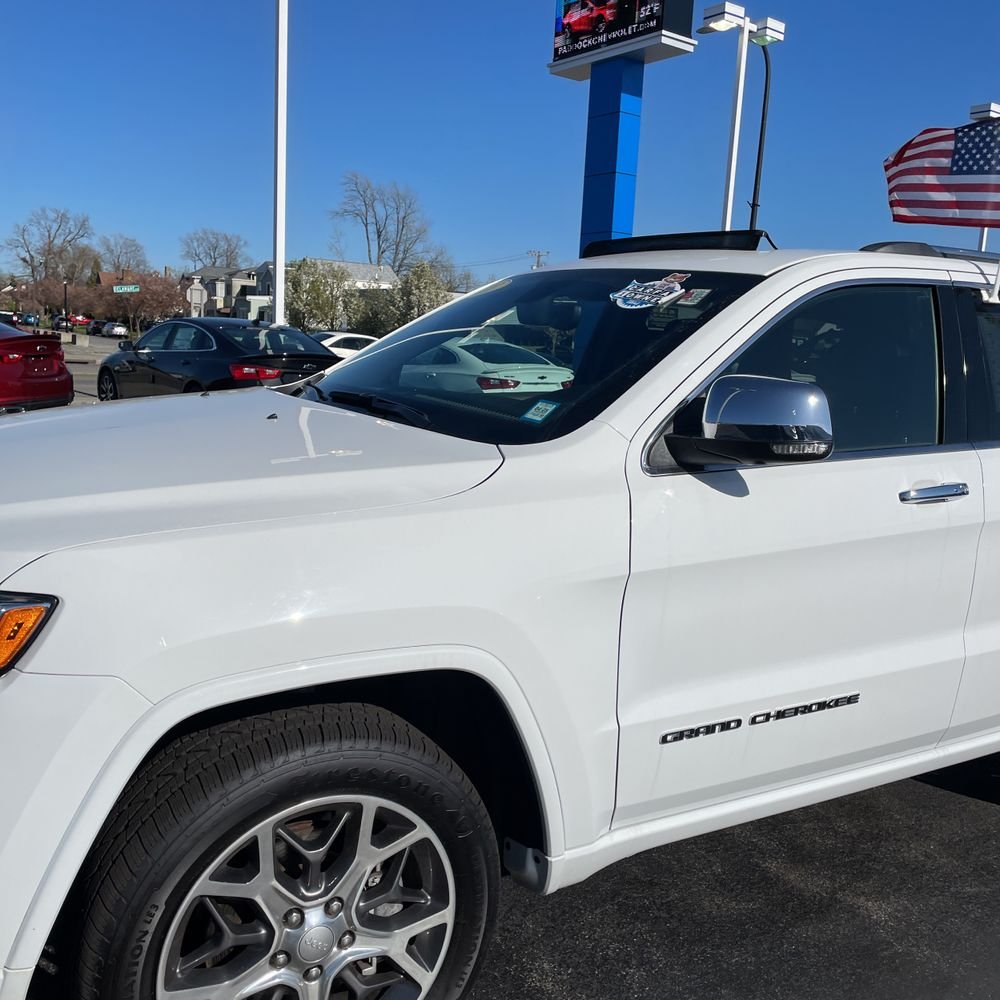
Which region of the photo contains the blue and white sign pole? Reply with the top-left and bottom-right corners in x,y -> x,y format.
549,5 -> 697,256
580,58 -> 646,255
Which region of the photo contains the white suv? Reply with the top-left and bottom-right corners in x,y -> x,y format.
3,233 -> 1000,1000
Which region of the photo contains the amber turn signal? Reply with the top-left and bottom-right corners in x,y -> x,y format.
0,595 -> 57,674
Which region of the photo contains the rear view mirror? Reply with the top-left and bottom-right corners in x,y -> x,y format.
119,340 -> 134,351
665,374 -> 834,470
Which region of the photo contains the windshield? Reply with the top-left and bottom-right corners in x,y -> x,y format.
305,268 -> 762,444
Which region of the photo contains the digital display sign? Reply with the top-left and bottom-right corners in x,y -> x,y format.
551,0 -> 695,79
554,1 -> 665,63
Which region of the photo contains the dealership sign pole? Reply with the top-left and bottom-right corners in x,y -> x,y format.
550,2 -> 697,255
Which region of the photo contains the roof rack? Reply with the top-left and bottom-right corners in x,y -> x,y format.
581,229 -> 777,259
861,241 -> 1000,264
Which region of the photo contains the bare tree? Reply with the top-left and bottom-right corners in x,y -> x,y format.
4,207 -> 93,283
61,244 -> 101,285
180,228 -> 250,270
331,172 -> 431,276
99,234 -> 150,275
426,247 -> 476,293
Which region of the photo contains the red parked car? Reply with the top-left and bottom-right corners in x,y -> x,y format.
563,0 -> 618,37
0,323 -> 73,412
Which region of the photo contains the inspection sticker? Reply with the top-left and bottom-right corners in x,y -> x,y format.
522,400 -> 561,423
611,273 -> 691,310
678,288 -> 711,306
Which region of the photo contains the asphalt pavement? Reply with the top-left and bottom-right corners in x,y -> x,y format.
63,336 -> 109,405
469,763 -> 1000,1000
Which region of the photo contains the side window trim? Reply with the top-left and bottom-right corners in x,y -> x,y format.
643,279 -> 962,476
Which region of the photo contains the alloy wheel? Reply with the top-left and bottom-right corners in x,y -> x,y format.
156,794 -> 456,1000
98,372 -> 117,401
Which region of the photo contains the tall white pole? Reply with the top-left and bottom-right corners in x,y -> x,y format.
721,16 -> 752,231
273,0 -> 288,325
980,228 -> 989,253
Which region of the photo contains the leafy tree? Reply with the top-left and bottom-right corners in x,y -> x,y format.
286,258 -> 353,331
331,172 -> 431,276
180,228 -> 250,270
344,288 -> 398,339
392,262 -> 451,327
4,207 -> 93,283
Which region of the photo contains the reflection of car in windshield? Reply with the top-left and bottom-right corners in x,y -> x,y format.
563,0 -> 618,38
401,339 -> 575,394
300,268 -> 762,445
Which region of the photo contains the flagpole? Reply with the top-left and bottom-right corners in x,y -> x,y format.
970,103 -> 1000,255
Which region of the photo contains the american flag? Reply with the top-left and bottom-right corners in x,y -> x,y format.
884,119 -> 1000,228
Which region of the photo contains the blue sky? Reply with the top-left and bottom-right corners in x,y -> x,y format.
6,0 -> 1000,280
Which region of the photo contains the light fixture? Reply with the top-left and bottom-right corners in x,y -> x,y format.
697,1 -> 746,34
971,102 -> 1000,122
750,16 -> 785,45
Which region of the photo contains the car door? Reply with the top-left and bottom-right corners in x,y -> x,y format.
944,288 -> 1000,743
615,278 -> 983,827
113,324 -> 169,397
154,323 -> 215,393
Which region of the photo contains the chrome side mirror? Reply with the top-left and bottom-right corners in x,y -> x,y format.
666,374 -> 834,470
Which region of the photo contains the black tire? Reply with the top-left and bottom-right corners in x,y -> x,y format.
77,704 -> 499,1000
594,16 -> 605,33
96,369 -> 118,401
182,381 -> 203,393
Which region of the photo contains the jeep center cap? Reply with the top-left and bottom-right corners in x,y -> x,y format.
298,925 -> 335,964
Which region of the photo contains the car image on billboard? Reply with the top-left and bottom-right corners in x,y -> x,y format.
554,0 -> 664,62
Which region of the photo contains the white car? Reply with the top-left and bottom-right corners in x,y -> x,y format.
4,233 -> 1000,1000
311,332 -> 377,360
102,321 -> 128,339
400,337 -> 575,393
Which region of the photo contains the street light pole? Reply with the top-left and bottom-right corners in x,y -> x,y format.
699,5 -> 785,232
273,0 -> 288,326
63,280 -> 68,323
721,15 -> 752,231
748,43 -> 770,232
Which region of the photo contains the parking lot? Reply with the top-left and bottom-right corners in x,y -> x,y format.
470,764 -> 1000,1000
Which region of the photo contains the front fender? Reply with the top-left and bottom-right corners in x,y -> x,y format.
0,645 -> 563,976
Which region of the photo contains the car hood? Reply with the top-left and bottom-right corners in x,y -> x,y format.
0,389 -> 503,583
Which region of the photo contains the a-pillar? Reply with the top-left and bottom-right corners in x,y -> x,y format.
580,56 -> 645,255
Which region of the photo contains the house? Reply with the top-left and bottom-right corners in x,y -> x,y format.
180,259 -> 401,323
233,259 -> 400,324
179,265 -> 266,318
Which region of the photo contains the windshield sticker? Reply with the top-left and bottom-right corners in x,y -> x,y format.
678,288 -> 712,306
611,273 -> 691,310
522,400 -> 561,423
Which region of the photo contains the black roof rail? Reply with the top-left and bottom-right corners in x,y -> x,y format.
581,229 -> 777,259
861,241 -> 1000,264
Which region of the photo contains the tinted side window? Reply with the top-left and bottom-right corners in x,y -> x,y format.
137,325 -> 173,351
725,285 -> 940,452
972,301 -> 1000,439
170,324 -> 213,351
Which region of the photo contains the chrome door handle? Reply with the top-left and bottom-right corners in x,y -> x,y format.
899,483 -> 970,505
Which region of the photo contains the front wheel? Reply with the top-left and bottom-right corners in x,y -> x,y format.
97,369 -> 118,401
77,704 -> 499,1000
